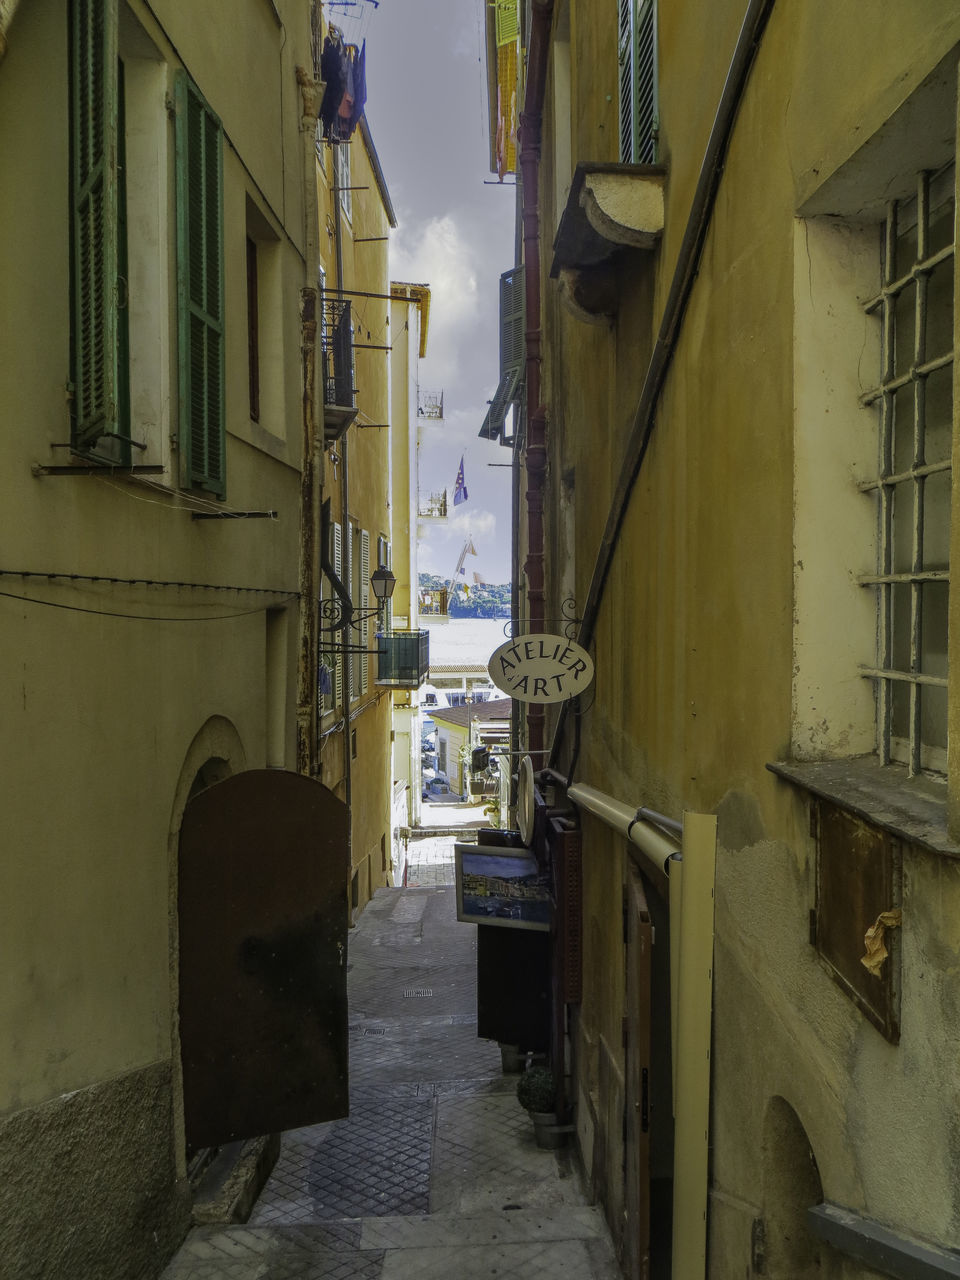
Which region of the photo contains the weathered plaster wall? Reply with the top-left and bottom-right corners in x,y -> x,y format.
0,0 -> 313,1272
536,0 -> 960,1270
0,1063 -> 190,1280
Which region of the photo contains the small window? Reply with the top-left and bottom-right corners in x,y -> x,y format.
246,237 -> 260,421
859,165 -> 955,775
334,141 -> 352,220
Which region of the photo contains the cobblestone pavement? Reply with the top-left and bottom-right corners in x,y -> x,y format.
161,862 -> 619,1280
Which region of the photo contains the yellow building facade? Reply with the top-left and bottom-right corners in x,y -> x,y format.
489,1 -> 960,1276
0,2 -> 421,1276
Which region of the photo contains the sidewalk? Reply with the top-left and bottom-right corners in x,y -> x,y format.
160,874 -> 620,1279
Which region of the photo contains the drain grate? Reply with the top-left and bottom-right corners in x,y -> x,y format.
363,1027 -> 386,1036
403,988 -> 433,998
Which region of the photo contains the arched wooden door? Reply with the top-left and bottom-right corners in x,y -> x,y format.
178,769 -> 349,1150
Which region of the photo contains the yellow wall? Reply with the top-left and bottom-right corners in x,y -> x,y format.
0,0 -> 315,1273
316,116 -> 396,912
531,0 -> 960,1269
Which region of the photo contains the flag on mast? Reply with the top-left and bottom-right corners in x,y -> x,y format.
453,455 -> 469,506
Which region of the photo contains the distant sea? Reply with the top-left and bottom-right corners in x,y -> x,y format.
425,617 -> 510,667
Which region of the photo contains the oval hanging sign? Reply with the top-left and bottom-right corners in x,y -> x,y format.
488,632 -> 595,703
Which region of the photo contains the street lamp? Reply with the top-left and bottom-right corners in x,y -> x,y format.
319,567 -> 397,634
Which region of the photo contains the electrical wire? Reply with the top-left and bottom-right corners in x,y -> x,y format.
0,569 -> 297,595
95,472 -> 274,519
0,586 -> 297,622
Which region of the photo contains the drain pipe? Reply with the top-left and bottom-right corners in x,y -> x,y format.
549,0 -> 777,772
519,0 -> 554,760
566,780 -> 717,1279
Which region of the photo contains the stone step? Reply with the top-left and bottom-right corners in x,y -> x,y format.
168,1207 -> 621,1280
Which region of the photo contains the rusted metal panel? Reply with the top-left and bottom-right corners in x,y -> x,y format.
814,800 -> 901,1042
179,769 -> 350,1150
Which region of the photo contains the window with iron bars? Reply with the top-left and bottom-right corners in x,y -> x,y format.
859,164 -> 955,775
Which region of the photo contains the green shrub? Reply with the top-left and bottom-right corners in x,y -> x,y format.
516,1065 -> 556,1113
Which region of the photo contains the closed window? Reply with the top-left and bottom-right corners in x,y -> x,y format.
859,166 -> 955,775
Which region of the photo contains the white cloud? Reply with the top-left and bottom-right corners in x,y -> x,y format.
446,509 -> 497,539
391,215 -> 482,387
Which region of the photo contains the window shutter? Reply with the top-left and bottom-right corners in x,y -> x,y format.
360,530 -> 370,694
480,266 -> 524,442
333,521 -> 343,708
618,0 -> 635,163
620,0 -> 657,164
635,0 -> 658,164
71,0 -> 120,447
494,0 -> 519,47
500,265 -> 525,377
176,72 -> 225,497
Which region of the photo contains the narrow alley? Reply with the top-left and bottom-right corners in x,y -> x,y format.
160,827 -> 620,1280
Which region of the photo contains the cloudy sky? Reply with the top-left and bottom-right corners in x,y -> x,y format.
331,0 -> 516,584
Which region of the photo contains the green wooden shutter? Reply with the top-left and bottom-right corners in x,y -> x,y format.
71,0 -> 120,447
635,0 -> 658,164
480,266 -> 524,442
619,0 -> 658,164
360,530 -> 370,695
176,72 -> 225,497
618,0 -> 635,163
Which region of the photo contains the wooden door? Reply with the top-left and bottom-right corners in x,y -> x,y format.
178,769 -> 350,1149
625,866 -> 653,1280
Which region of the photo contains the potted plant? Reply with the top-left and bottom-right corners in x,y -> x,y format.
516,1065 -> 564,1148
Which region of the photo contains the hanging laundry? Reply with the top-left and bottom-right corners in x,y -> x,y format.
318,28 -> 367,143
319,28 -> 347,140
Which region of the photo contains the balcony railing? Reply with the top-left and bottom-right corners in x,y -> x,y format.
376,630 -> 429,689
418,490 -> 448,520
320,297 -> 357,439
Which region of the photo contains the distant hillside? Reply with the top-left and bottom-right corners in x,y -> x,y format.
419,574 -> 511,619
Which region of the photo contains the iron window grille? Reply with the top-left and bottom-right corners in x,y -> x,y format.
859,164 -> 955,775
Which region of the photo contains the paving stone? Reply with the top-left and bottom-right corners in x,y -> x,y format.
252,1093 -> 434,1221
379,1239 -> 619,1280
359,1206 -> 609,1250
163,1227 -> 385,1279
161,872 -> 618,1280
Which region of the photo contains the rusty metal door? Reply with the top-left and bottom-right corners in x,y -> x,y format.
625,867 -> 653,1280
178,769 -> 349,1150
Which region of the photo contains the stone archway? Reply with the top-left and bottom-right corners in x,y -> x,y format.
167,717 -> 248,1174
761,1095 -> 825,1277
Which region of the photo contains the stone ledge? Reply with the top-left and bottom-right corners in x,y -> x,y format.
767,755 -> 959,859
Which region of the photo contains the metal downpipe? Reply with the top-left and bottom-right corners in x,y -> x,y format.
520,0 -> 554,759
